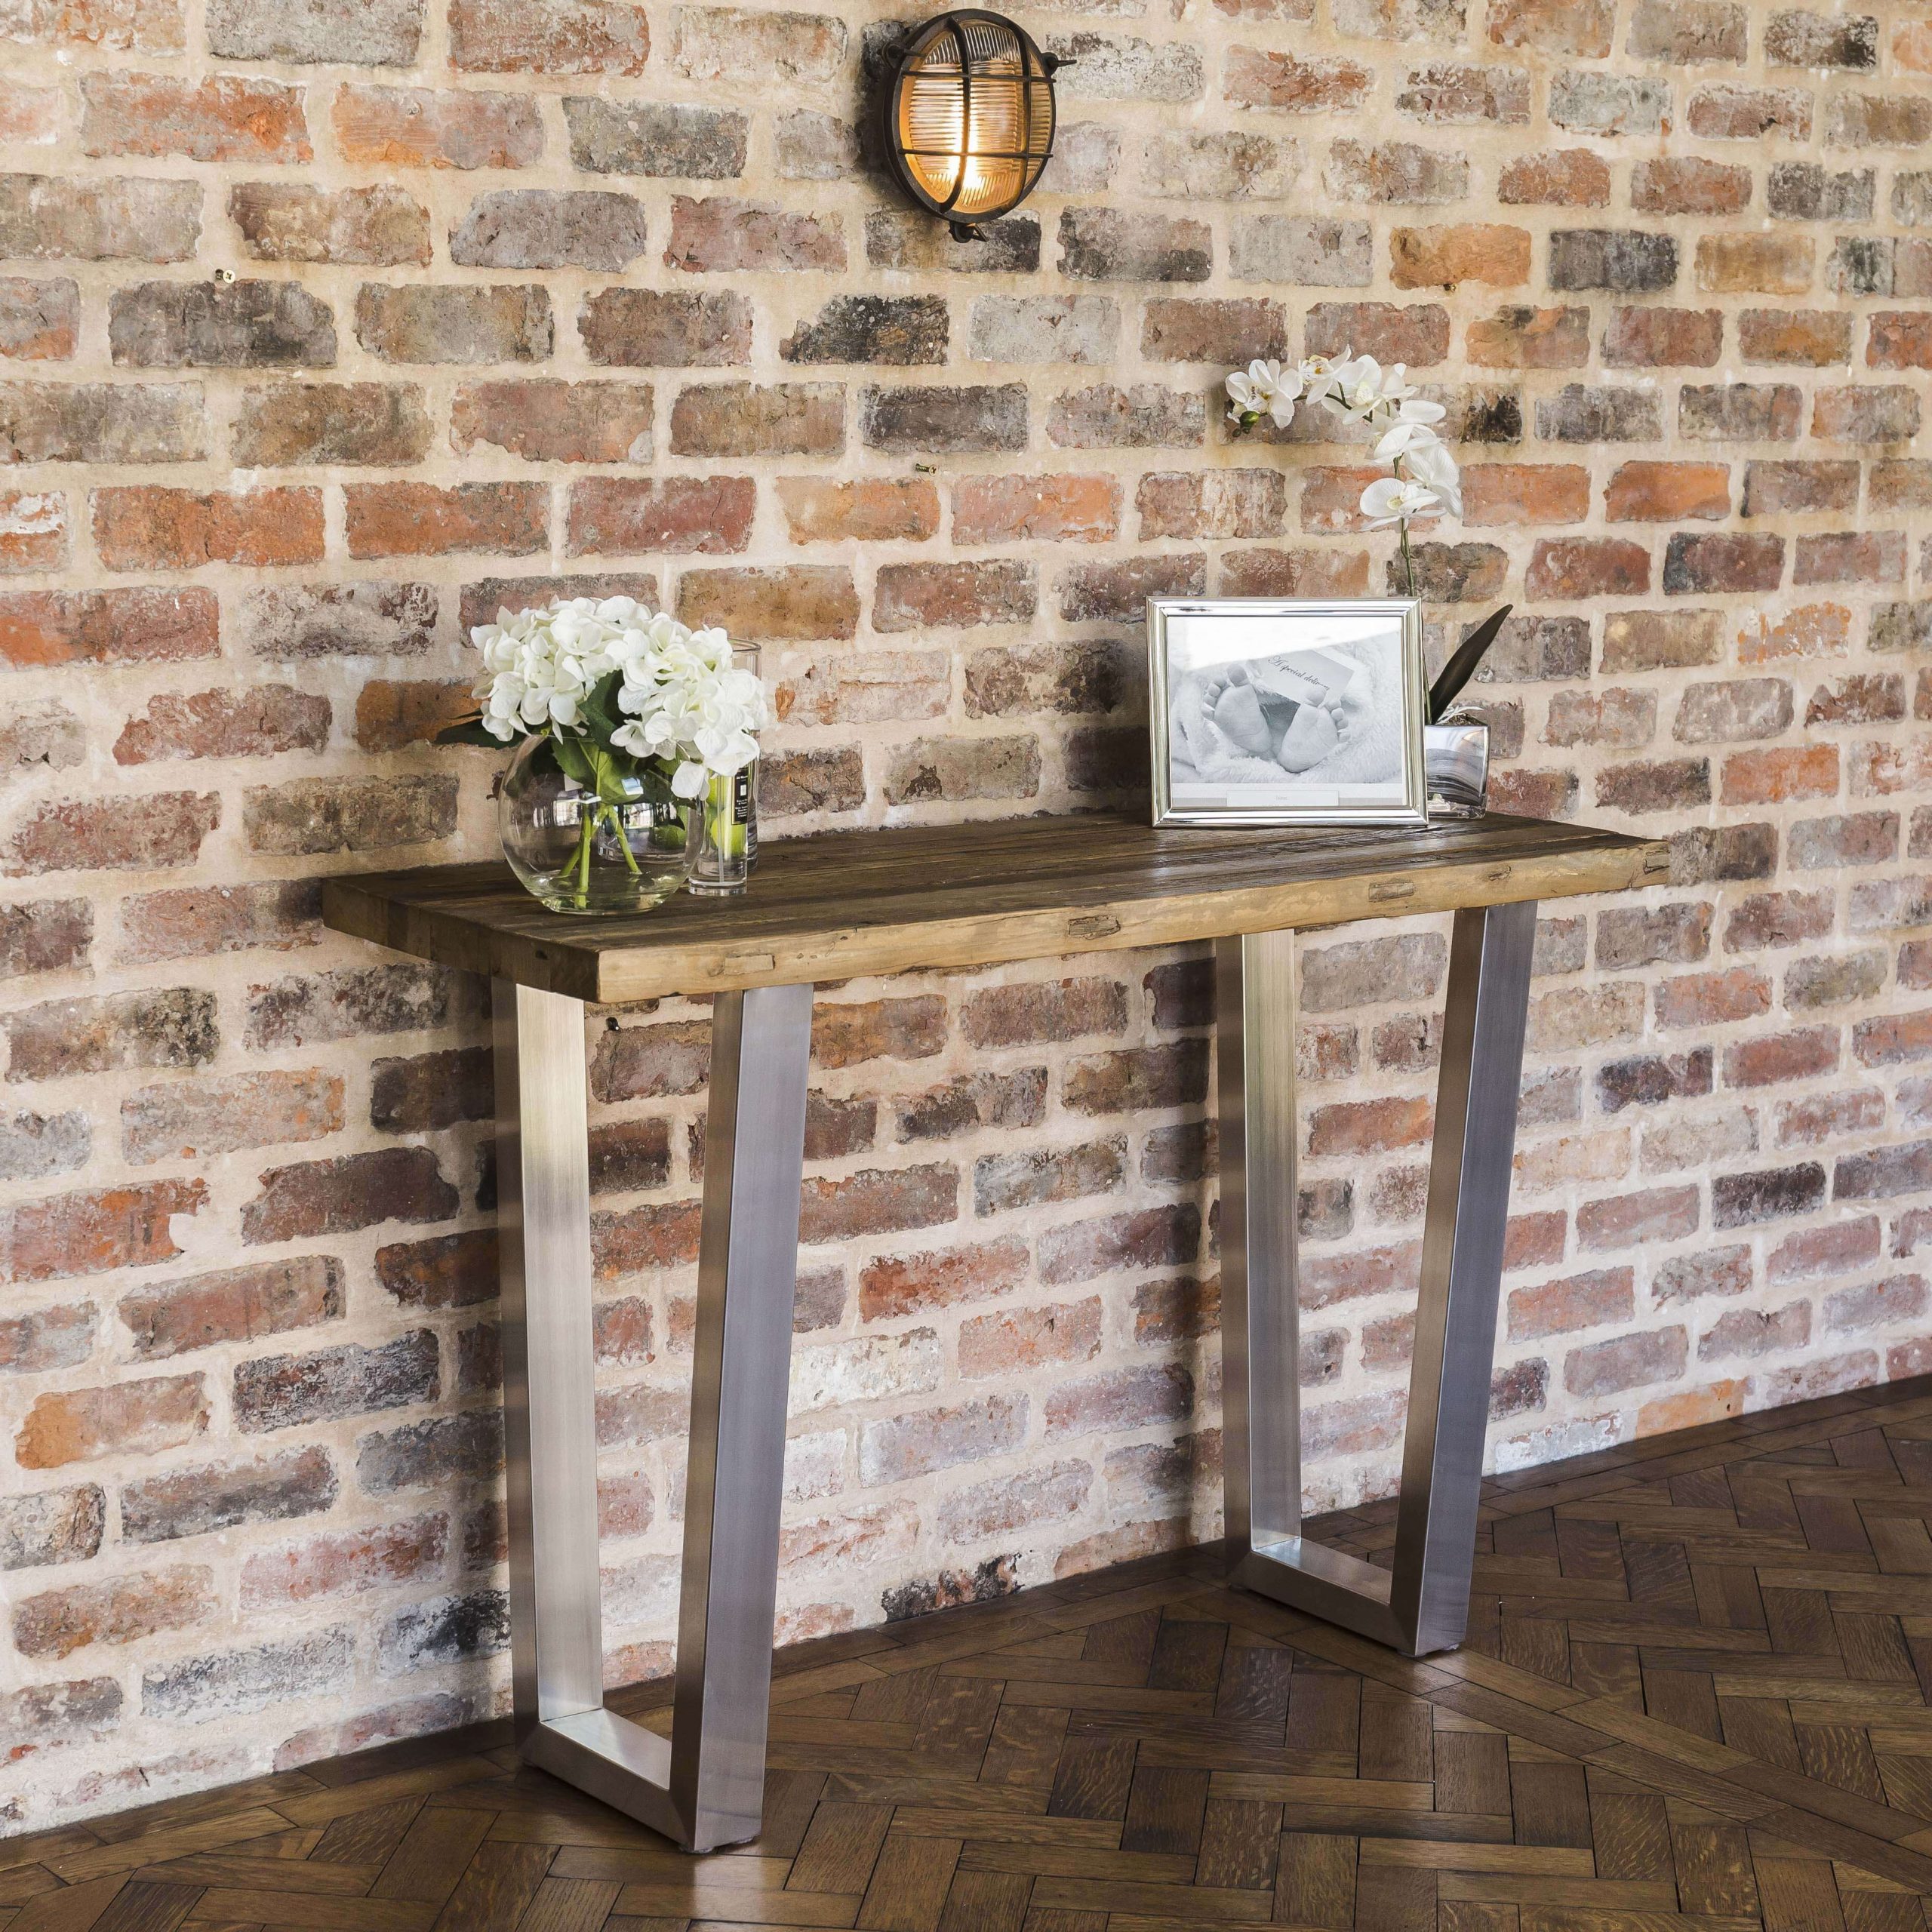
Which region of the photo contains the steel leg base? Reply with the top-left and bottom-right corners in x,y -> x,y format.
1217,902 -> 1537,1658
494,977 -> 813,1852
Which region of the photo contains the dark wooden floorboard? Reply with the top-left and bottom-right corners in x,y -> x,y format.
8,1379 -> 1932,1930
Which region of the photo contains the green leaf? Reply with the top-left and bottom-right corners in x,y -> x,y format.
576,669 -> 627,751
550,734 -> 595,789
634,763 -> 679,808
433,716 -> 506,749
581,739 -> 636,809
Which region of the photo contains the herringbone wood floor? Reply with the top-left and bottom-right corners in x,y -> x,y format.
10,1377 -> 1932,1931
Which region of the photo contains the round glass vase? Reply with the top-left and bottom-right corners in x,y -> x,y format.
499,736 -> 693,916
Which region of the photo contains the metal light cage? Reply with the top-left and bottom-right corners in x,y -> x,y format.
884,9 -> 1057,240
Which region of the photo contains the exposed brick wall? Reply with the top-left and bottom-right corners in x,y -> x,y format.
2,0 -> 1930,1832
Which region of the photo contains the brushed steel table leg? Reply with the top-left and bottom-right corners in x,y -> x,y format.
1217,900 -> 1538,1657
494,977 -> 813,1852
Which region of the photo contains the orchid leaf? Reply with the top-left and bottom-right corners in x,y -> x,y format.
434,717 -> 506,749
1428,604 -> 1512,724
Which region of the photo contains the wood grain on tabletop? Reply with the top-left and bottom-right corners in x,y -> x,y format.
321,809 -> 1670,1006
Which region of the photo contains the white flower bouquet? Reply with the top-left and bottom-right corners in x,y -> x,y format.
1226,352 -> 1462,604
441,596 -> 770,909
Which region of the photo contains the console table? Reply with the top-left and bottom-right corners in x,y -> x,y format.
323,811 -> 1667,1853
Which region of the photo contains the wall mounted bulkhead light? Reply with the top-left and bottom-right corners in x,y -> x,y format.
883,9 -> 1062,242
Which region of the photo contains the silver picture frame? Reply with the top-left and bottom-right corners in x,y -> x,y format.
1147,596 -> 1429,829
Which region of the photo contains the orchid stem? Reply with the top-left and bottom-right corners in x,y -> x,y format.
1393,454 -> 1417,600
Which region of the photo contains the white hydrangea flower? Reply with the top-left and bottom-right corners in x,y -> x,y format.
465,598 -> 771,794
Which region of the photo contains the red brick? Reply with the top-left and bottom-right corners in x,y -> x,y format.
0,488 -> 67,571
678,565 -> 857,641
451,0 -> 649,72
1721,745 -> 1838,805
1217,546 -> 1371,597
0,277 -> 80,360
242,1149 -> 457,1244
0,1178 -> 205,1285
93,488 -> 322,570
665,195 -> 843,274
1654,967 -> 1772,1029
1304,301 -> 1450,366
345,481 -> 545,560
593,1201 -> 702,1277
1730,1027 -> 1831,1089
17,1373 -> 208,1468
1696,234 -> 1814,295
1738,602 -> 1851,663
240,1515 -> 447,1607
1223,47 -> 1371,111
334,85 -> 543,170
1739,309 -> 1850,365
1044,1362 -> 1192,1436
114,686 -> 329,764
120,1256 -> 343,1361
1465,305 -> 1591,368
1602,308 -> 1724,368
451,379 -> 653,463
875,560 -> 1032,632
1497,149 -> 1611,205
954,474 -> 1119,546
567,477 -> 754,557
814,995 -> 949,1066
1769,1219 -> 1881,1284
121,1070 -> 340,1165
1303,1240 -> 1422,1308
14,1564 -> 214,1657
1488,0 -> 1611,54
1632,158 -> 1750,215
1605,462 -> 1730,522
958,1299 -> 1103,1378
1564,1325 -> 1687,1397
1463,464 -> 1589,525
1300,466 -> 1403,537
1389,225 -> 1530,290
798,1165 -> 957,1245
353,681 -> 472,753
1507,1267 -> 1633,1341
1663,533 -> 1784,594
1306,1095 -> 1432,1157
81,74 -> 309,163
777,478 -> 938,543
1525,537 -> 1651,599
1741,459 -> 1859,516
859,1239 -> 1029,1320
1794,531 -> 1906,586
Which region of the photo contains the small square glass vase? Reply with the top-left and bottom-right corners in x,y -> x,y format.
1423,717 -> 1490,820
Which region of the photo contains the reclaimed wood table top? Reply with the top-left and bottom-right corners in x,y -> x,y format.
321,810 -> 1669,1006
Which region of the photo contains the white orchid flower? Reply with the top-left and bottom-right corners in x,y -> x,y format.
1359,475 -> 1446,529
1297,349 -> 1351,410
1226,358 -> 1301,429
1374,414 -> 1447,463
1403,435 -> 1464,518
1331,355 -> 1391,418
